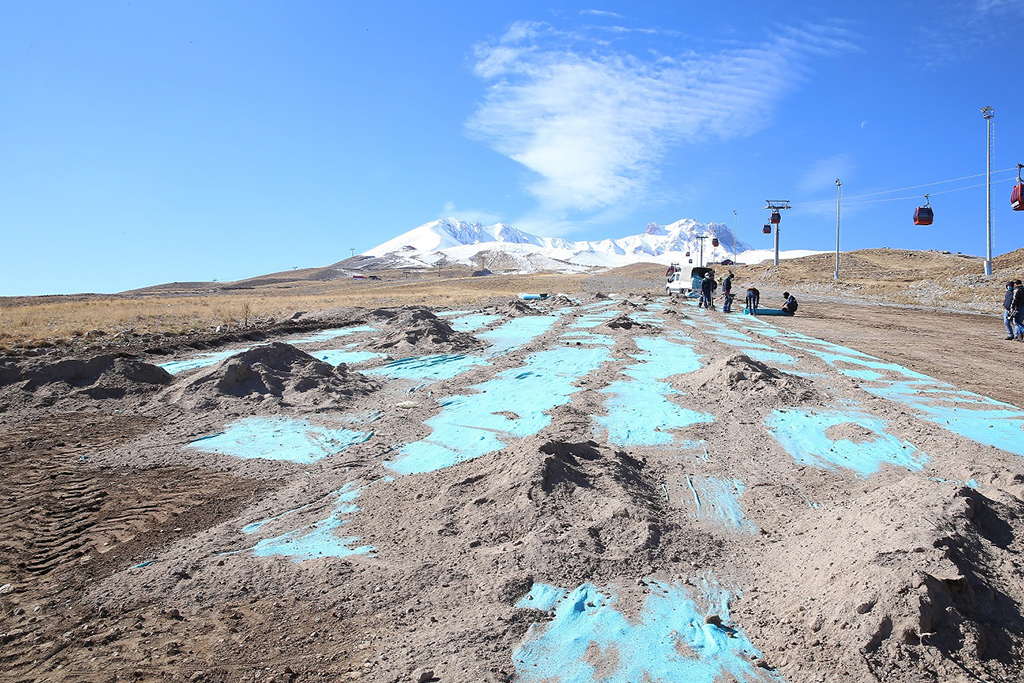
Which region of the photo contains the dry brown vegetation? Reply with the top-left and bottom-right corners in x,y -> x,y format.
2,247 -> 1021,349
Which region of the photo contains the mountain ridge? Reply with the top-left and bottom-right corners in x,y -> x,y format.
348,217 -> 820,274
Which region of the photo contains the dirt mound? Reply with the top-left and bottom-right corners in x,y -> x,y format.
358,436 -> 677,592
370,307 -> 483,357
505,300 -> 539,317
605,313 -> 656,330
684,353 -> 818,405
167,342 -> 377,411
741,479 -> 1024,681
0,354 -> 172,407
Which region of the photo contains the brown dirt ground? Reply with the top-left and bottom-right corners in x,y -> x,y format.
3,254 -> 1024,683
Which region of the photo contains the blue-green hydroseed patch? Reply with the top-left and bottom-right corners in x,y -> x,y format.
249,483 -> 374,561
596,337 -> 710,446
367,353 -> 488,383
570,309 -> 622,329
159,348 -> 253,375
449,313 -> 503,332
863,381 -> 1024,457
368,314 -> 562,384
765,408 -> 926,477
560,332 -> 616,346
287,325 -> 377,345
685,476 -> 757,533
187,416 -> 372,464
513,581 -> 773,683
516,583 -> 569,612
385,345 -> 612,475
744,317 -> 1024,457
311,350 -> 387,366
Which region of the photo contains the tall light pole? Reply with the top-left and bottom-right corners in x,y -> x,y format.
983,106 -> 994,276
834,179 -> 842,280
732,210 -> 738,264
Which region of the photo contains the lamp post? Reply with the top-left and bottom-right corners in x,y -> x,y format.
834,179 -> 842,280
982,106 -> 994,276
732,210 -> 738,264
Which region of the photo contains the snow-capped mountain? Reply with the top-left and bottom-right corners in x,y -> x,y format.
351,217 -> 813,273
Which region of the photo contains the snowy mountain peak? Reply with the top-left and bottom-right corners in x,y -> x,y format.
355,216 -> 782,275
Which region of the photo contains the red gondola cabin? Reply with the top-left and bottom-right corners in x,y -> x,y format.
770,211 -> 781,224
762,224 -> 771,234
712,238 -> 720,247
914,195 -> 933,226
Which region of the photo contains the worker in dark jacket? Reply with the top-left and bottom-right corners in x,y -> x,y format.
782,292 -> 798,315
699,273 -> 715,309
1003,281 -> 1017,340
722,272 -> 734,312
1012,280 -> 1024,341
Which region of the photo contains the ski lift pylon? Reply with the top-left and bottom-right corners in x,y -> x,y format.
914,194 -> 934,226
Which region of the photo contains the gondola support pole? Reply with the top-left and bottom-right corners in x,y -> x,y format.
765,200 -> 791,266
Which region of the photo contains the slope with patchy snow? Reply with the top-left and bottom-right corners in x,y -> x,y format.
356,217 -> 818,273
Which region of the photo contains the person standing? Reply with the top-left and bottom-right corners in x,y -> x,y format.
700,272 -> 714,309
1002,281 -> 1017,340
722,271 -> 734,312
1012,280 -> 1024,341
745,286 -> 760,315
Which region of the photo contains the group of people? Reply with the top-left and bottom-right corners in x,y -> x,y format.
1002,280 -> 1024,340
693,269 -> 797,316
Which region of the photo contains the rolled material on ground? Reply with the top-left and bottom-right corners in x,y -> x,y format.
519,293 -> 549,301
744,308 -> 792,316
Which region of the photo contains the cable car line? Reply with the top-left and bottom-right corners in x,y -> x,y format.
841,167 -> 1018,201
842,177 -> 1016,206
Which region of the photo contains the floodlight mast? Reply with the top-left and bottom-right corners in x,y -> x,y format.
765,200 -> 791,266
982,106 -> 994,276
834,180 -> 842,280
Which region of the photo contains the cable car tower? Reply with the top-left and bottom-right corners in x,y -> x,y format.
765,200 -> 791,266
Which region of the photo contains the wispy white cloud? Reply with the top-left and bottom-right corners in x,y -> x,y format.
466,20 -> 856,232
580,9 -> 623,19
914,0 -> 1024,68
798,155 -> 854,195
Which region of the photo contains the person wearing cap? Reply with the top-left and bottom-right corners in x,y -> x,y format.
1002,281 -> 1017,340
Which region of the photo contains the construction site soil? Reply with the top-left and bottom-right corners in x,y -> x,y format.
3,275 -> 1024,683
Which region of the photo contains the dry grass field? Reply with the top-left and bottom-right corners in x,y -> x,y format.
2,247 -> 1022,350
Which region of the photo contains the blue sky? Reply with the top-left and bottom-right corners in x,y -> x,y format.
3,1 -> 1024,294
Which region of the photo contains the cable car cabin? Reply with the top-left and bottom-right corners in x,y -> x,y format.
770,211 -> 781,224
913,205 -> 934,226
688,259 -> 693,264
762,225 -> 771,234
712,238 -> 720,247
685,251 -> 690,257
1012,183 -> 1024,211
